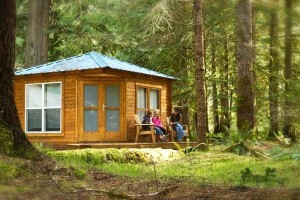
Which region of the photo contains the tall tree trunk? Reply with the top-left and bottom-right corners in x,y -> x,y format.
180,46 -> 191,134
194,0 -> 207,144
25,0 -> 50,68
236,0 -> 254,132
283,0 -> 295,141
211,41 -> 220,134
220,36 -> 230,134
268,0 -> 279,138
252,1 -> 257,132
180,100 -> 190,131
204,29 -> 210,134
0,0 -> 33,155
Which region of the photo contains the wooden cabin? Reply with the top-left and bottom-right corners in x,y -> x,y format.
14,51 -> 175,145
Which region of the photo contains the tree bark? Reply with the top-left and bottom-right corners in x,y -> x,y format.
25,0 -> 50,68
211,41 -> 220,134
0,0 -> 33,154
236,0 -> 254,132
194,0 -> 207,144
220,36 -> 230,134
268,0 -> 279,138
283,0 -> 295,141
252,1 -> 257,133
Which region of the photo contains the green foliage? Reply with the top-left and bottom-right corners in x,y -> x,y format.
207,133 -> 226,145
275,132 -> 292,146
0,124 -> 14,155
0,161 -> 19,181
172,142 -> 184,153
47,148 -> 158,165
15,0 -> 300,140
72,167 -> 87,180
15,0 -> 28,68
223,127 -> 259,156
184,143 -> 208,154
240,167 -> 277,185
45,144 -> 300,188
0,156 -> 32,182
268,143 -> 300,161
227,128 -> 256,145
240,167 -> 251,184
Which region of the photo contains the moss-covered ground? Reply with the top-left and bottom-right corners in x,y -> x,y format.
0,141 -> 299,199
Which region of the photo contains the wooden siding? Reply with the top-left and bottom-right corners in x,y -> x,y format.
124,74 -> 172,142
14,68 -> 173,144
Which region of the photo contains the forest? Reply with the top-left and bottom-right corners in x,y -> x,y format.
14,0 -> 300,142
0,0 -> 300,199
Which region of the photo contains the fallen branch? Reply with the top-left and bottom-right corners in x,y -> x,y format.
68,188 -> 110,194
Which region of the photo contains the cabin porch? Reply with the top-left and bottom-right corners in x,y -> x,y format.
38,142 -> 198,150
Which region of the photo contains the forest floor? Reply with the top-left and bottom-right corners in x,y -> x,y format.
1,163 -> 298,200
0,142 -> 300,200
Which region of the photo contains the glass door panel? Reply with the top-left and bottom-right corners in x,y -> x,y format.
105,85 -> 120,132
106,110 -> 120,131
84,110 -> 98,131
106,85 -> 120,107
84,84 -> 99,132
84,85 -> 98,107
79,81 -> 123,142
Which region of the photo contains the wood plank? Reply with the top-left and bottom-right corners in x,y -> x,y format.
66,142 -> 198,150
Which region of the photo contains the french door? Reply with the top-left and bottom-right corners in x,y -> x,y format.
78,81 -> 124,142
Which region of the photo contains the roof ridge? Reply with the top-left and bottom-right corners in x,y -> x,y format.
88,51 -> 108,67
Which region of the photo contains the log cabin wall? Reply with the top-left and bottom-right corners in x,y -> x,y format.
124,74 -> 172,142
14,71 -> 78,143
14,68 -> 173,144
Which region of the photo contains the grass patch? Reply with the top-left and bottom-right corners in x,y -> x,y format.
0,184 -> 33,195
267,143 -> 300,161
94,163 -> 150,177
0,156 -> 32,181
156,151 -> 300,187
0,161 -> 20,180
47,143 -> 300,188
47,148 -> 180,166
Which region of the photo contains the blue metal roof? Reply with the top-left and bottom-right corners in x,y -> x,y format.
15,51 -> 176,80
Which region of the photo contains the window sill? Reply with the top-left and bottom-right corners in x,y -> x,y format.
26,132 -> 64,137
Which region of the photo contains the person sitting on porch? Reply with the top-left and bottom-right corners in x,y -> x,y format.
152,111 -> 168,142
142,110 -> 152,131
169,107 -> 186,142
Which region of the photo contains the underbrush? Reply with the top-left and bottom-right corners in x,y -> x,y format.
0,156 -> 32,181
267,143 -> 300,161
157,151 -> 299,188
45,143 -> 300,188
47,148 -> 180,165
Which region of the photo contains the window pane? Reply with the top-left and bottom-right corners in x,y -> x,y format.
84,85 -> 98,107
26,85 -> 42,108
106,85 -> 120,107
106,110 -> 120,131
150,89 -> 159,109
27,109 -> 42,131
138,110 -> 146,123
45,109 -> 60,132
45,83 -> 61,107
137,88 -> 146,108
84,110 -> 98,131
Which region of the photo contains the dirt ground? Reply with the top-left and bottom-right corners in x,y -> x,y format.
1,166 -> 299,200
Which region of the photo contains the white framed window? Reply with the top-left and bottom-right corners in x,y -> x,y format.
136,87 -> 160,122
25,82 -> 62,133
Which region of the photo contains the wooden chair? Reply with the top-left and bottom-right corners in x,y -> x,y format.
134,114 -> 156,143
166,117 -> 189,142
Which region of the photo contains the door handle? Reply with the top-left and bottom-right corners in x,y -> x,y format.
103,104 -> 108,111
